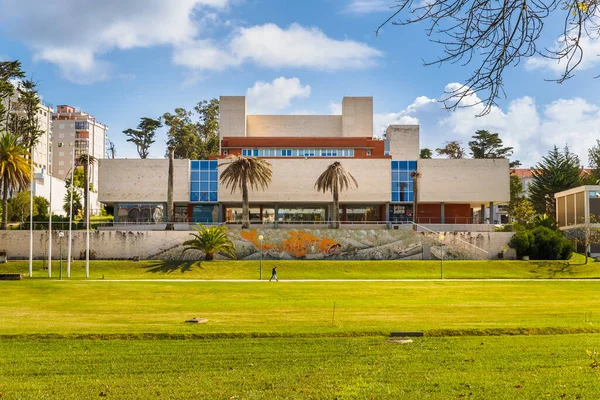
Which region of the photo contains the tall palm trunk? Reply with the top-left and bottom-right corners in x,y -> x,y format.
332,183 -> 339,229
241,178 -> 249,229
1,179 -> 8,230
165,146 -> 175,230
413,177 -> 418,231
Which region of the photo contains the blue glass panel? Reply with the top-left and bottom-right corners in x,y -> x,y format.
392,192 -> 399,202
399,192 -> 408,202
408,182 -> 414,191
407,193 -> 414,202
392,161 -> 399,170
191,171 -> 199,181
191,182 -> 199,192
400,161 -> 408,170
200,160 -> 209,169
209,192 -> 218,202
200,171 -> 209,181
209,160 -> 217,168
190,192 -> 199,202
199,192 -> 208,202
210,170 -> 218,181
191,161 -> 200,169
409,161 -> 417,170
209,182 -> 218,191
400,172 -> 409,181
200,182 -> 209,191
392,182 -> 400,191
392,171 -> 400,181
253,149 -> 259,156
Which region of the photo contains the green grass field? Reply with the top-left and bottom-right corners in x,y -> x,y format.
1,335 -> 599,399
2,258 -> 600,398
2,253 -> 599,280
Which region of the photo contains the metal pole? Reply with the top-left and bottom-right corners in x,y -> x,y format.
258,235 -> 264,280
439,234 -> 444,279
85,151 -> 90,278
48,172 -> 52,278
59,233 -> 63,280
28,157 -> 33,277
67,147 -> 74,278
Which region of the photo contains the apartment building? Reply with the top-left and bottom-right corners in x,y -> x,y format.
51,105 -> 108,186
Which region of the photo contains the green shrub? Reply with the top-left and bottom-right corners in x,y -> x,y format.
509,226 -> 573,260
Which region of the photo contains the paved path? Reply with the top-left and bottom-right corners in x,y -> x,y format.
83,278 -> 600,282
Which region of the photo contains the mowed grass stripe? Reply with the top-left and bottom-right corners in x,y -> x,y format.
2,254 -> 599,280
0,335 -> 599,399
1,280 -> 599,335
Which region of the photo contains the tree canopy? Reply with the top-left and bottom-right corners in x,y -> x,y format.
123,117 -> 162,159
164,98 -> 220,160
528,146 -> 582,215
436,141 -> 465,159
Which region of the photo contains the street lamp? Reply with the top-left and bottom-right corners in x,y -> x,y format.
438,234 -> 445,279
258,235 -> 264,280
59,231 -> 65,280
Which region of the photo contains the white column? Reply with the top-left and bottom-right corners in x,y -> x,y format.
47,173 -> 52,277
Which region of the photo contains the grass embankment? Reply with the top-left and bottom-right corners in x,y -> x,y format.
1,335 -> 599,399
2,253 -> 598,279
1,280 -> 599,336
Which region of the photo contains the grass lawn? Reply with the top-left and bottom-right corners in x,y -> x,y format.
2,253 -> 599,280
1,280 -> 599,335
1,335 -> 599,399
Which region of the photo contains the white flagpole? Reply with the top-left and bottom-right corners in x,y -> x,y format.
47,170 -> 52,278
85,151 -> 90,278
29,157 -> 33,277
67,146 -> 74,278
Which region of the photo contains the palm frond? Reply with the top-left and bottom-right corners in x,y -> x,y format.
219,155 -> 272,194
182,224 -> 237,260
314,161 -> 358,193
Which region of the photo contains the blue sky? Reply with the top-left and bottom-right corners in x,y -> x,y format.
1,0 -> 599,167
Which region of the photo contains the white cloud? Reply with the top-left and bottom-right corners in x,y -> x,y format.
329,102 -> 342,115
0,0 -> 229,83
246,77 -> 311,114
343,0 -> 394,14
174,23 -> 382,71
377,83 -> 600,168
525,36 -> 600,76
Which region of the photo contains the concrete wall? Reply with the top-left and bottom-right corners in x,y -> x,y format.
220,96 -> 246,137
386,125 -> 419,160
246,115 -> 343,137
418,159 -> 510,204
218,158 -> 390,203
342,97 -> 373,137
0,229 -> 514,260
98,159 -> 190,203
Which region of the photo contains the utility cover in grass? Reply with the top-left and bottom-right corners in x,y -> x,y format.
185,318 -> 208,324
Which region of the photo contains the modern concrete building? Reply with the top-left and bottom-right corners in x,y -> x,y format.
99,96 -> 509,229
52,105 -> 108,188
555,185 -> 600,255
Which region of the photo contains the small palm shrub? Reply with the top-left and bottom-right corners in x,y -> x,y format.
183,224 -> 236,261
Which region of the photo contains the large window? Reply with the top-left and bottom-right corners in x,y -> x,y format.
190,160 -> 218,202
344,206 -> 381,222
391,161 -> 417,203
241,148 -> 354,157
278,207 -> 326,223
225,207 -> 261,223
116,203 -> 165,223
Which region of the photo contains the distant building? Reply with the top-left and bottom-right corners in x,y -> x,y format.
555,185 -> 600,256
52,105 -> 108,189
99,96 -> 509,229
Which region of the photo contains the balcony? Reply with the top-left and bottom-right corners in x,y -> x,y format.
75,121 -> 89,130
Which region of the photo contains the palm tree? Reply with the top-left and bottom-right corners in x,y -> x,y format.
219,155 -> 272,229
166,146 -> 175,230
183,224 -> 236,261
0,131 -> 31,229
410,170 -> 421,230
76,153 -> 97,222
315,161 -> 358,229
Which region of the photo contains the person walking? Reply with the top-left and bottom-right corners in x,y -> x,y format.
269,266 -> 278,282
